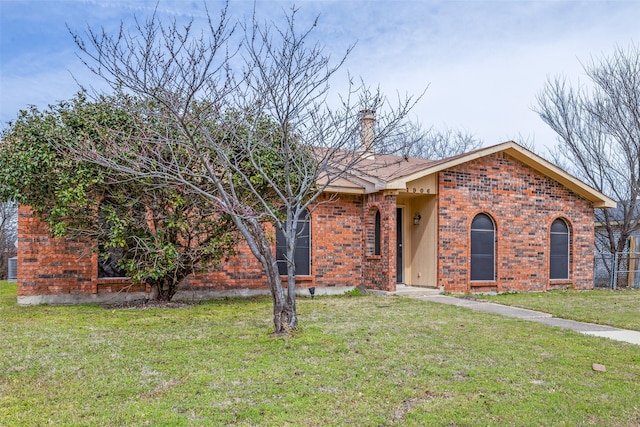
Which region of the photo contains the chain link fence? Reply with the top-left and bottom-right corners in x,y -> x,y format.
594,251 -> 640,289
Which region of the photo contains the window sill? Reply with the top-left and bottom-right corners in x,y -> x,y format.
549,279 -> 572,287
97,277 -> 130,282
280,275 -> 313,282
366,255 -> 382,260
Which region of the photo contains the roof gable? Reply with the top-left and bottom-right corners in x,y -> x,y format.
328,141 -> 616,208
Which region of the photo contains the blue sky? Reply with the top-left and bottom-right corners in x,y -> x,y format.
1,0 -> 639,150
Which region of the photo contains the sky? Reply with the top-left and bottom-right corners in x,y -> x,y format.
1,0 -> 639,152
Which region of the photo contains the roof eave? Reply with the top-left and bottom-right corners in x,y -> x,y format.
594,200 -> 618,209
323,185 -> 365,195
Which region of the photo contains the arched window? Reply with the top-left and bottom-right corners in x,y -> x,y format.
374,209 -> 381,256
276,209 -> 311,276
550,218 -> 570,280
471,213 -> 495,281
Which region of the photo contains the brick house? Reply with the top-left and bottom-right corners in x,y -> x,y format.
16,141 -> 615,304
594,203 -> 640,288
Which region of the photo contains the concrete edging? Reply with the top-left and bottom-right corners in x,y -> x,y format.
16,285 -> 355,306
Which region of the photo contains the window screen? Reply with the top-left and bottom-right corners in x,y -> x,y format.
550,218 -> 569,280
276,209 -> 311,276
374,209 -> 381,256
471,213 -> 495,281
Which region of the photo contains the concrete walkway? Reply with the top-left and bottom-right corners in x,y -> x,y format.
386,286 -> 640,346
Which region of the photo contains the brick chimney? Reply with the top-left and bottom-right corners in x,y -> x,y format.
360,109 -> 375,159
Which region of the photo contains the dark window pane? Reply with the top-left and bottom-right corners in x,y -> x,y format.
471,230 -> 493,255
98,246 -> 127,278
374,210 -> 381,256
97,202 -> 128,278
275,228 -> 287,275
276,210 -> 311,276
471,254 -> 494,281
550,255 -> 568,279
294,242 -> 310,275
550,219 -> 569,279
551,219 -> 568,233
550,234 -> 568,256
471,214 -> 493,231
470,213 -> 495,281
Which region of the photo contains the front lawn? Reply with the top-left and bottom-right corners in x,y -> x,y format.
478,289 -> 640,331
1,281 -> 639,426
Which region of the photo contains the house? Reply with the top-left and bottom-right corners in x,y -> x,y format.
595,203 -> 640,253
16,136 -> 616,305
594,203 -> 640,288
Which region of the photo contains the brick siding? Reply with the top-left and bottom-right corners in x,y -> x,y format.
16,151 -> 598,302
362,192 -> 397,291
16,194 -> 370,301
17,206 -> 145,297
185,193 -> 366,292
438,152 -> 594,293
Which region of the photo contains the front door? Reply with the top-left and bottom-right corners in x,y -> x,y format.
396,207 -> 403,283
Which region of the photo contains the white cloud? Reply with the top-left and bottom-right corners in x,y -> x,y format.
2,0 -> 638,153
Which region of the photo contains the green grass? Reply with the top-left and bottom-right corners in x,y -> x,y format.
477,289 -> 640,331
1,281 -> 639,426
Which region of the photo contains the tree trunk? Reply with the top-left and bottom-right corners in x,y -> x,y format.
244,218 -> 296,335
148,271 -> 189,302
261,237 -> 295,336
151,277 -> 176,301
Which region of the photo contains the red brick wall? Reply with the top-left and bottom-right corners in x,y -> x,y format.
311,194 -> 365,288
362,192 -> 397,291
17,152 -> 598,301
18,205 -> 91,296
438,152 -> 595,293
185,194 -> 367,291
17,194 -> 371,302
17,206 -> 144,298
183,241 -> 270,291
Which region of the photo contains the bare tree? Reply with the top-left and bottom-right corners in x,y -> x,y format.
535,44 -> 640,259
399,121 -> 483,160
506,132 -> 537,153
70,5 -> 420,334
0,201 -> 17,280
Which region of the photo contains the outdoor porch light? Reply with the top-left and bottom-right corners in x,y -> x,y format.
309,287 -> 316,299
413,212 -> 422,225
